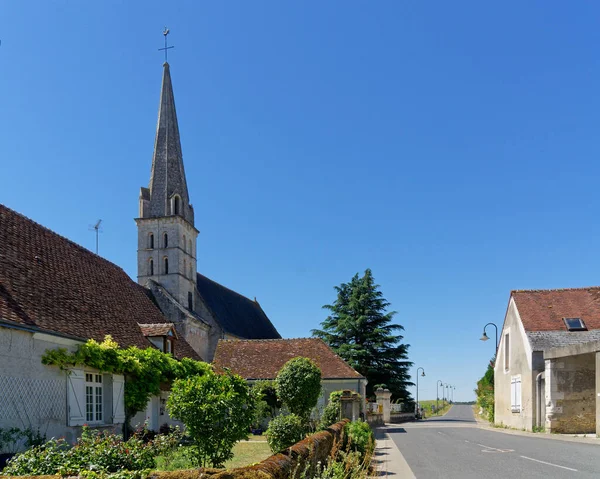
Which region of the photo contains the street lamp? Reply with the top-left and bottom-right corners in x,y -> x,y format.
436,380 -> 443,413
452,386 -> 456,403
416,367 -> 425,419
480,322 -> 499,351
445,384 -> 450,404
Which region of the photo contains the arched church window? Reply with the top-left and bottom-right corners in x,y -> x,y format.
174,196 -> 180,215
164,257 -> 169,274
189,263 -> 192,278
163,233 -> 168,248
149,233 -> 154,249
183,235 -> 186,252
189,239 -> 192,255
188,291 -> 193,311
149,258 -> 154,276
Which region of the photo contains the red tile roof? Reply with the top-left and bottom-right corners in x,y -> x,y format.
0,204 -> 199,360
139,323 -> 178,338
512,287 -> 600,332
213,338 -> 364,380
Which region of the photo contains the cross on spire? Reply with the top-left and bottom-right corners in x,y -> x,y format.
158,27 -> 174,63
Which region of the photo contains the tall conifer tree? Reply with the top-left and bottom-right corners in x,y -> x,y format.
312,269 -> 413,399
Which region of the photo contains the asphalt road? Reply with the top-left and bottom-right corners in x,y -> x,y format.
388,405 -> 600,478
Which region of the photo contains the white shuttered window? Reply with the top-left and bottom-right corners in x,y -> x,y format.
511,375 -> 522,413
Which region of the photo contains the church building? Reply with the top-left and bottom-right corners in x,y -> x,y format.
135,62 -> 280,361
0,60 -> 280,442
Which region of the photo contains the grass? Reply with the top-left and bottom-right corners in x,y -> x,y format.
155,435 -> 272,471
419,400 -> 451,417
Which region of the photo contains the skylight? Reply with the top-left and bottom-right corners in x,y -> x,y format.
564,318 -> 587,332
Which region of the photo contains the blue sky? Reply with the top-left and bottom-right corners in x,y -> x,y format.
2,1 -> 600,401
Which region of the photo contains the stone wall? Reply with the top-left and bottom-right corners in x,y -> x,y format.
546,353 -> 595,434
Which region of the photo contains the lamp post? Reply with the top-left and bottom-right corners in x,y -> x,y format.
445,384 -> 450,404
452,386 -> 456,403
480,322 -> 499,351
416,367 -> 425,419
436,380 -> 443,413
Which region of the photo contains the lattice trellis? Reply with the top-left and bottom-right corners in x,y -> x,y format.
0,375 -> 65,423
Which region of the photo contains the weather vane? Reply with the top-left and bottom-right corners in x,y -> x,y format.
158,27 -> 174,63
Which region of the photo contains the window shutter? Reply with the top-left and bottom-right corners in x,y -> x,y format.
67,369 -> 86,426
510,376 -> 521,412
112,374 -> 126,424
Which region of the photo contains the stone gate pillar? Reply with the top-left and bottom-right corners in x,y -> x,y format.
375,387 -> 392,423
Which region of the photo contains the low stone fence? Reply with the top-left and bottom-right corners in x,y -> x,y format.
389,412 -> 414,424
366,413 -> 384,427
155,419 -> 350,479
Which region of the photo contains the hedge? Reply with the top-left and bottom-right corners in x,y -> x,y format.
2,420 -> 350,479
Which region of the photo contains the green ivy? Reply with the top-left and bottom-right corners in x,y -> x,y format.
41,336 -> 211,425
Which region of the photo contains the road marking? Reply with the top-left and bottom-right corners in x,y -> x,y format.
520,455 -> 578,472
437,431 -> 446,436
475,443 -> 514,453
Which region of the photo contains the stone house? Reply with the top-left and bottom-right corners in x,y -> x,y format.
495,287 -> 600,434
0,204 -> 202,442
213,338 -> 367,414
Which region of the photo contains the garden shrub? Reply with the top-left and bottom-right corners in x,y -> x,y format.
1,426 -> 182,477
167,370 -> 255,468
265,414 -> 305,453
275,358 -> 322,421
344,421 -> 373,456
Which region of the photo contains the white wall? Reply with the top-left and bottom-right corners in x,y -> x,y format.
494,298 -> 536,430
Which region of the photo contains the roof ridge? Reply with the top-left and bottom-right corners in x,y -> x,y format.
196,272 -> 260,304
0,204 -> 126,275
219,337 -> 320,343
512,286 -> 600,294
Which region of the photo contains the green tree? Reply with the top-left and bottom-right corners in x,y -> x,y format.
475,357 -> 495,422
312,269 -> 413,399
167,370 -> 255,468
253,380 -> 282,418
276,357 -> 322,420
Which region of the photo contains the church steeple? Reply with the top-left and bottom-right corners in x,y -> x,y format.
136,60 -> 198,310
143,62 -> 194,225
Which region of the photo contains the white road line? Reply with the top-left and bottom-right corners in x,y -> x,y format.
520,455 -> 578,472
476,443 -> 505,452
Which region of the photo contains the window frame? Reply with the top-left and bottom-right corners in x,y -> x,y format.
564,317 -> 587,331
85,372 -> 104,424
504,332 -> 510,373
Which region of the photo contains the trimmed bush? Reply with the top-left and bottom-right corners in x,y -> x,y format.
275,358 -> 321,420
265,414 -> 305,453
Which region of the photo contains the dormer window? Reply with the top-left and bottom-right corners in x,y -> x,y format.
564,318 -> 587,331
138,323 -> 178,355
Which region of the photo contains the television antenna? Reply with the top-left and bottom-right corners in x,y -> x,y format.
88,219 -> 103,254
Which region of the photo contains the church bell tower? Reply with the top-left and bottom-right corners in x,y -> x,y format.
136,61 -> 198,310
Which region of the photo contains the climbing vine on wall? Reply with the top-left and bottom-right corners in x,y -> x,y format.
41,335 -> 211,420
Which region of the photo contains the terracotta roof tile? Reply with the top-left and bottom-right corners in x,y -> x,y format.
512,287 -> 600,332
0,204 -> 199,361
138,323 -> 178,338
213,338 -> 363,380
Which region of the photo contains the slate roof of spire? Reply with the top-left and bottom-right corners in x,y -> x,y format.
147,62 -> 193,223
213,338 -> 364,380
196,273 -> 281,340
0,204 -> 200,361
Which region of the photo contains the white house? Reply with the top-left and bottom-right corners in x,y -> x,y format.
495,287 -> 600,434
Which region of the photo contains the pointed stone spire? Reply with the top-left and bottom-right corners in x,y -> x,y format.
146,62 -> 193,224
